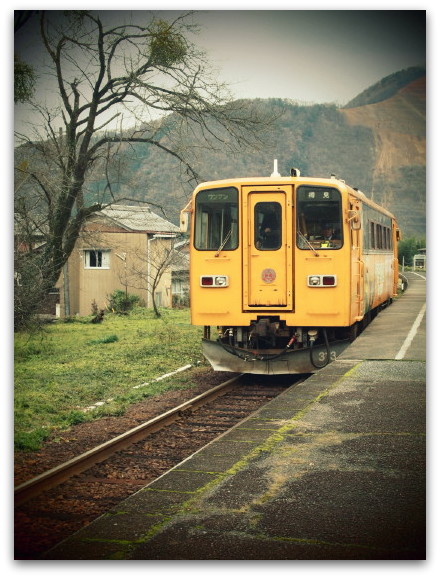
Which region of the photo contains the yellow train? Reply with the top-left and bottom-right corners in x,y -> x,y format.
181,163 -> 400,374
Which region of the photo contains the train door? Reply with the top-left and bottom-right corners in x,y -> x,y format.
349,197 -> 364,321
243,188 -> 292,309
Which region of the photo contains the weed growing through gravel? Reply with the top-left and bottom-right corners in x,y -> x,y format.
14,308 -> 207,450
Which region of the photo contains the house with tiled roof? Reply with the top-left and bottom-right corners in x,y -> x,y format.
58,205 -> 181,316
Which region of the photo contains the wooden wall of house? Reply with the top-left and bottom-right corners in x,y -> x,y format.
58,230 -> 174,316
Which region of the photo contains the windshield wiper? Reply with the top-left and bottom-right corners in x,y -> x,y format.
297,230 -> 319,257
215,229 -> 232,257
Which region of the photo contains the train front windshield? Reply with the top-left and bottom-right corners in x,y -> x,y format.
194,187 -> 239,251
296,185 -> 343,249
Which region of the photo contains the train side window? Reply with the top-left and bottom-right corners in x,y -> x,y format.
255,202 -> 282,250
370,221 -> 376,249
368,219 -> 393,251
194,187 -> 239,251
296,186 -> 343,250
377,224 -> 383,249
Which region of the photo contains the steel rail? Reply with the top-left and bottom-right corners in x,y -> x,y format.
15,374 -> 242,507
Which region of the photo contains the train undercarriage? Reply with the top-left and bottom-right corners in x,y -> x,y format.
201,307 -> 385,375
202,320 -> 349,375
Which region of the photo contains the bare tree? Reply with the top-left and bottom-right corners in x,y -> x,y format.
120,236 -> 181,318
14,10 -> 274,328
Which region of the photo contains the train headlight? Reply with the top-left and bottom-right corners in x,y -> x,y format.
215,275 -> 228,286
200,275 -> 229,287
307,275 -> 337,287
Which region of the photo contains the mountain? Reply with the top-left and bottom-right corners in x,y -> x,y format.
344,66 -> 426,108
113,67 -> 425,237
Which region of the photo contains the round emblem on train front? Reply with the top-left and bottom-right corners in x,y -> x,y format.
262,268 -> 276,283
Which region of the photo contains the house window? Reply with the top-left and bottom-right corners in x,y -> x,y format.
84,249 -> 110,269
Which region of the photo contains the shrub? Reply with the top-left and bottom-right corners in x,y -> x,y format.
15,428 -> 51,451
172,293 -> 189,308
86,335 -> 119,345
107,289 -> 140,313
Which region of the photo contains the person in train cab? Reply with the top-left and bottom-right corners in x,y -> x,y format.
258,205 -> 280,248
321,224 -> 335,240
319,223 -> 335,247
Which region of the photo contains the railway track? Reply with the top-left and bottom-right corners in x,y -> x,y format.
14,375 -> 242,507
15,373 -> 302,559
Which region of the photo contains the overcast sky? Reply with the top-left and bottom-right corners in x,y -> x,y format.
13,5 -> 427,140
194,9 -> 426,105
14,6 -> 426,107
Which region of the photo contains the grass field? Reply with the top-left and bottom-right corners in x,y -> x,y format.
14,308 -> 207,451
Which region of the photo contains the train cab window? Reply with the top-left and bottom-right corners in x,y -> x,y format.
194,187 -> 239,251
255,202 -> 282,250
296,185 -> 343,250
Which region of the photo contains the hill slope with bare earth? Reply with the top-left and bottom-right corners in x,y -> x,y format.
341,77 -> 426,234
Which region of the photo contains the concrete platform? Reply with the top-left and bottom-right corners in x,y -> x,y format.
44,274 -> 426,560
339,272 -> 426,362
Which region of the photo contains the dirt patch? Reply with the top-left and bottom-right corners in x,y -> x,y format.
341,79 -> 426,175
